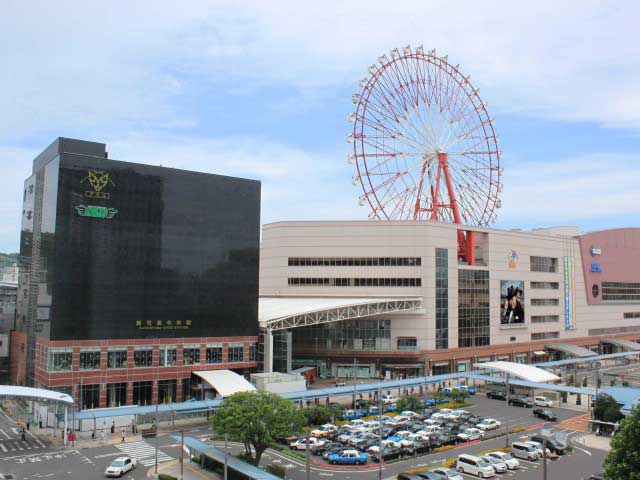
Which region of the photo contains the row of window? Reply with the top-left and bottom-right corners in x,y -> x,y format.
49,345 -> 257,371
288,257 -> 421,266
530,298 -> 559,306
396,337 -> 417,351
602,282 -> 640,302
531,332 -> 559,340
530,256 -> 558,273
589,325 -> 640,336
530,281 -> 559,290
531,315 -> 560,323
288,277 -> 422,287
624,312 -> 640,319
73,379 -> 203,408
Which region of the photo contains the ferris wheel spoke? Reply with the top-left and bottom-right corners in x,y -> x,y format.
376,68 -> 412,116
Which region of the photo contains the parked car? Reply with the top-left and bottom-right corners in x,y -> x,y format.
524,440 -> 557,460
335,379 -> 346,386
342,409 -> 365,420
480,455 -> 508,473
530,434 -> 567,455
328,449 -> 367,465
382,394 -> 398,405
508,396 -> 533,408
534,396 -> 554,407
456,384 -> 476,395
322,446 -> 350,460
397,474 -> 429,480
457,428 -> 485,442
533,408 -> 558,421
312,440 -> 339,455
476,418 -> 501,431
510,441 -> 540,461
291,437 -> 325,451
371,446 -> 402,463
455,454 -> 496,478
486,451 -> 519,470
311,424 -> 338,438
486,391 -> 506,401
105,457 -> 136,477
430,467 -> 463,479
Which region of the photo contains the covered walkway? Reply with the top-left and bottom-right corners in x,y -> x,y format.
474,361 -> 560,382
546,342 -> 597,358
601,338 -> 640,351
192,370 -> 256,399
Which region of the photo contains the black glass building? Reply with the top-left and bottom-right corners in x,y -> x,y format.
16,138 -> 260,384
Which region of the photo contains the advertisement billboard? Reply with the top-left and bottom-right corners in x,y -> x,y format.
501,280 -> 525,324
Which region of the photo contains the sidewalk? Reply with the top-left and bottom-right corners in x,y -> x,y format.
149,459 -> 222,480
572,432 -> 612,452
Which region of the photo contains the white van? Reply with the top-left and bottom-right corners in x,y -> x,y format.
456,454 -> 496,478
534,396 -> 553,407
510,442 -> 540,461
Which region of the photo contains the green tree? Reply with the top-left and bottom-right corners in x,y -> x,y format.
594,393 -> 624,423
449,388 -> 460,404
457,388 -> 470,404
434,390 -> 446,404
211,391 -> 305,465
396,395 -> 424,412
303,404 -> 343,426
603,405 -> 640,479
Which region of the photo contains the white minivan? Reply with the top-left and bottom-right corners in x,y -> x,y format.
534,396 -> 553,407
510,442 -> 540,461
456,454 -> 496,478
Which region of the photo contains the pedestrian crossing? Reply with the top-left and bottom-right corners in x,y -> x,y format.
115,440 -> 173,467
0,439 -> 42,453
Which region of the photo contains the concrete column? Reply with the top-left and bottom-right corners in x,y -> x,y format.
63,406 -> 68,446
264,330 -> 273,373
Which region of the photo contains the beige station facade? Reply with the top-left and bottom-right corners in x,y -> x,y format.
260,221 -> 640,379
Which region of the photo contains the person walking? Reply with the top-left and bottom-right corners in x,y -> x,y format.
121,428 -> 126,443
26,417 -> 31,431
21,427 -> 26,442
110,421 -> 115,434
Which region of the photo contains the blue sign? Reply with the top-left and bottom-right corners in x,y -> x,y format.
590,263 -> 602,273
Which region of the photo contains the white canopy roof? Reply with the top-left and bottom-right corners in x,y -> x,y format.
0,385 -> 73,405
193,370 -> 256,398
475,361 -> 560,383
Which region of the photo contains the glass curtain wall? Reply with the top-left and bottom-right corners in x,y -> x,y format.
435,248 -> 449,349
458,269 -> 490,348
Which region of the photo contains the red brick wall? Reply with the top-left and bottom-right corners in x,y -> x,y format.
9,331 -> 28,386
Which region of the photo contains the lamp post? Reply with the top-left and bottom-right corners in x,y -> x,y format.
352,358 -> 359,409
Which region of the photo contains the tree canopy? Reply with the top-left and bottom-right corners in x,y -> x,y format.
211,391 -> 305,465
396,395 -> 424,412
603,404 -> 640,480
594,393 -> 624,423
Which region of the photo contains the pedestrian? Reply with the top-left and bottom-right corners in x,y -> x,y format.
111,421 -> 115,434
131,420 -> 136,434
21,428 -> 26,441
26,417 -> 31,431
121,428 -> 126,443
39,416 -> 43,429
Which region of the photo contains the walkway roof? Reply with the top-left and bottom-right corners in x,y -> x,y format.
467,374 -> 595,396
174,436 -> 281,480
545,343 -> 597,358
0,385 -> 73,405
600,338 -> 640,351
475,361 -> 560,382
192,370 -> 256,398
259,296 -> 422,331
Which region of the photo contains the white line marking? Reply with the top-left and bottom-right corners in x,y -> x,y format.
0,428 -> 12,439
0,442 -> 7,452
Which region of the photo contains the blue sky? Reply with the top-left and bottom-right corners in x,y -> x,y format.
1,0 -> 640,251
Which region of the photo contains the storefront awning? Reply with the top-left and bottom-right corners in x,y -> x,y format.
601,338 -> 640,351
545,343 -> 597,358
192,370 -> 256,398
381,363 -> 424,369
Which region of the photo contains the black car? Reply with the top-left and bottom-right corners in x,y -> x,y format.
533,408 -> 558,421
508,396 -> 534,408
312,440 -> 338,455
530,434 -> 567,454
371,447 -> 402,463
486,391 -> 507,400
434,432 -> 459,446
411,440 -> 433,454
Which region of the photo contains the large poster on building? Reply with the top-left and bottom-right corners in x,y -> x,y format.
501,280 -> 525,324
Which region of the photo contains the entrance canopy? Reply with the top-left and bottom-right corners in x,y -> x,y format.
474,361 -> 560,383
259,296 -> 422,331
546,343 -> 596,358
601,338 -> 640,351
192,370 -> 256,398
0,385 -> 73,405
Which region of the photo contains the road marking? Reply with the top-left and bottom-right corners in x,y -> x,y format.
115,440 -> 173,467
0,442 -> 7,452
94,452 -> 122,459
0,428 -> 12,439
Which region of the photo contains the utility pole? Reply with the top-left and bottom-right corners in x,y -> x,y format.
180,430 -> 184,480
505,374 -> 511,448
224,433 -> 228,480
378,387 -> 383,480
305,426 -> 311,480
154,403 -> 159,474
352,357 -> 358,409
542,443 -> 547,480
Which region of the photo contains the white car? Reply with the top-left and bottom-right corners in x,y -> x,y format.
401,410 -> 420,418
534,396 -> 554,407
524,440 -> 551,458
382,394 -> 398,405
486,451 -> 520,470
311,424 -> 338,437
368,439 -> 400,454
476,418 -> 502,431
457,427 -> 485,442
291,437 -> 325,451
481,454 -> 508,473
105,457 -> 136,477
431,467 -> 464,480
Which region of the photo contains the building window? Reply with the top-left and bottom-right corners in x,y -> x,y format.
602,281 -> 640,302
531,315 -> 560,323
624,312 -> 640,319
79,350 -> 101,370
396,337 -> 417,351
530,256 -> 558,273
182,378 -> 193,402
589,325 -> 640,335
159,347 -> 177,367
458,269 -> 490,348
79,384 -> 100,410
228,345 -> 244,362
158,379 -> 177,404
531,332 -> 559,340
206,346 -> 223,364
530,281 -> 559,290
133,348 -> 153,367
183,346 -> 201,365
48,349 -> 72,371
107,350 -> 128,369
592,284 -> 600,298
106,383 -> 127,407
133,381 -> 152,406
249,344 -> 257,362
435,248 -> 449,350
288,277 -> 422,287
292,318 -> 391,351
288,257 -> 421,266
531,298 -> 559,306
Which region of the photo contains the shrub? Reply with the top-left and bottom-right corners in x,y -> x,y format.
443,457 -> 458,469
266,464 -> 286,478
158,475 -> 177,480
434,445 -> 457,453
511,426 -> 527,433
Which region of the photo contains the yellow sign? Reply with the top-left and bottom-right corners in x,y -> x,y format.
136,319 -> 192,331
81,170 -> 115,199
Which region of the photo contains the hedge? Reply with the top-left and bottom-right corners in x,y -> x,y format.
158,474 -> 177,480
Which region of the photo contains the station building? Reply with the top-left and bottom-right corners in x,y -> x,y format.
10,138 -> 261,408
259,221 -> 640,379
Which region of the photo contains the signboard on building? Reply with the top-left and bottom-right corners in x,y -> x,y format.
564,256 -> 576,330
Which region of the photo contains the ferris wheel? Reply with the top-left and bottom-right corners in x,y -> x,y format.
347,46 -> 502,231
